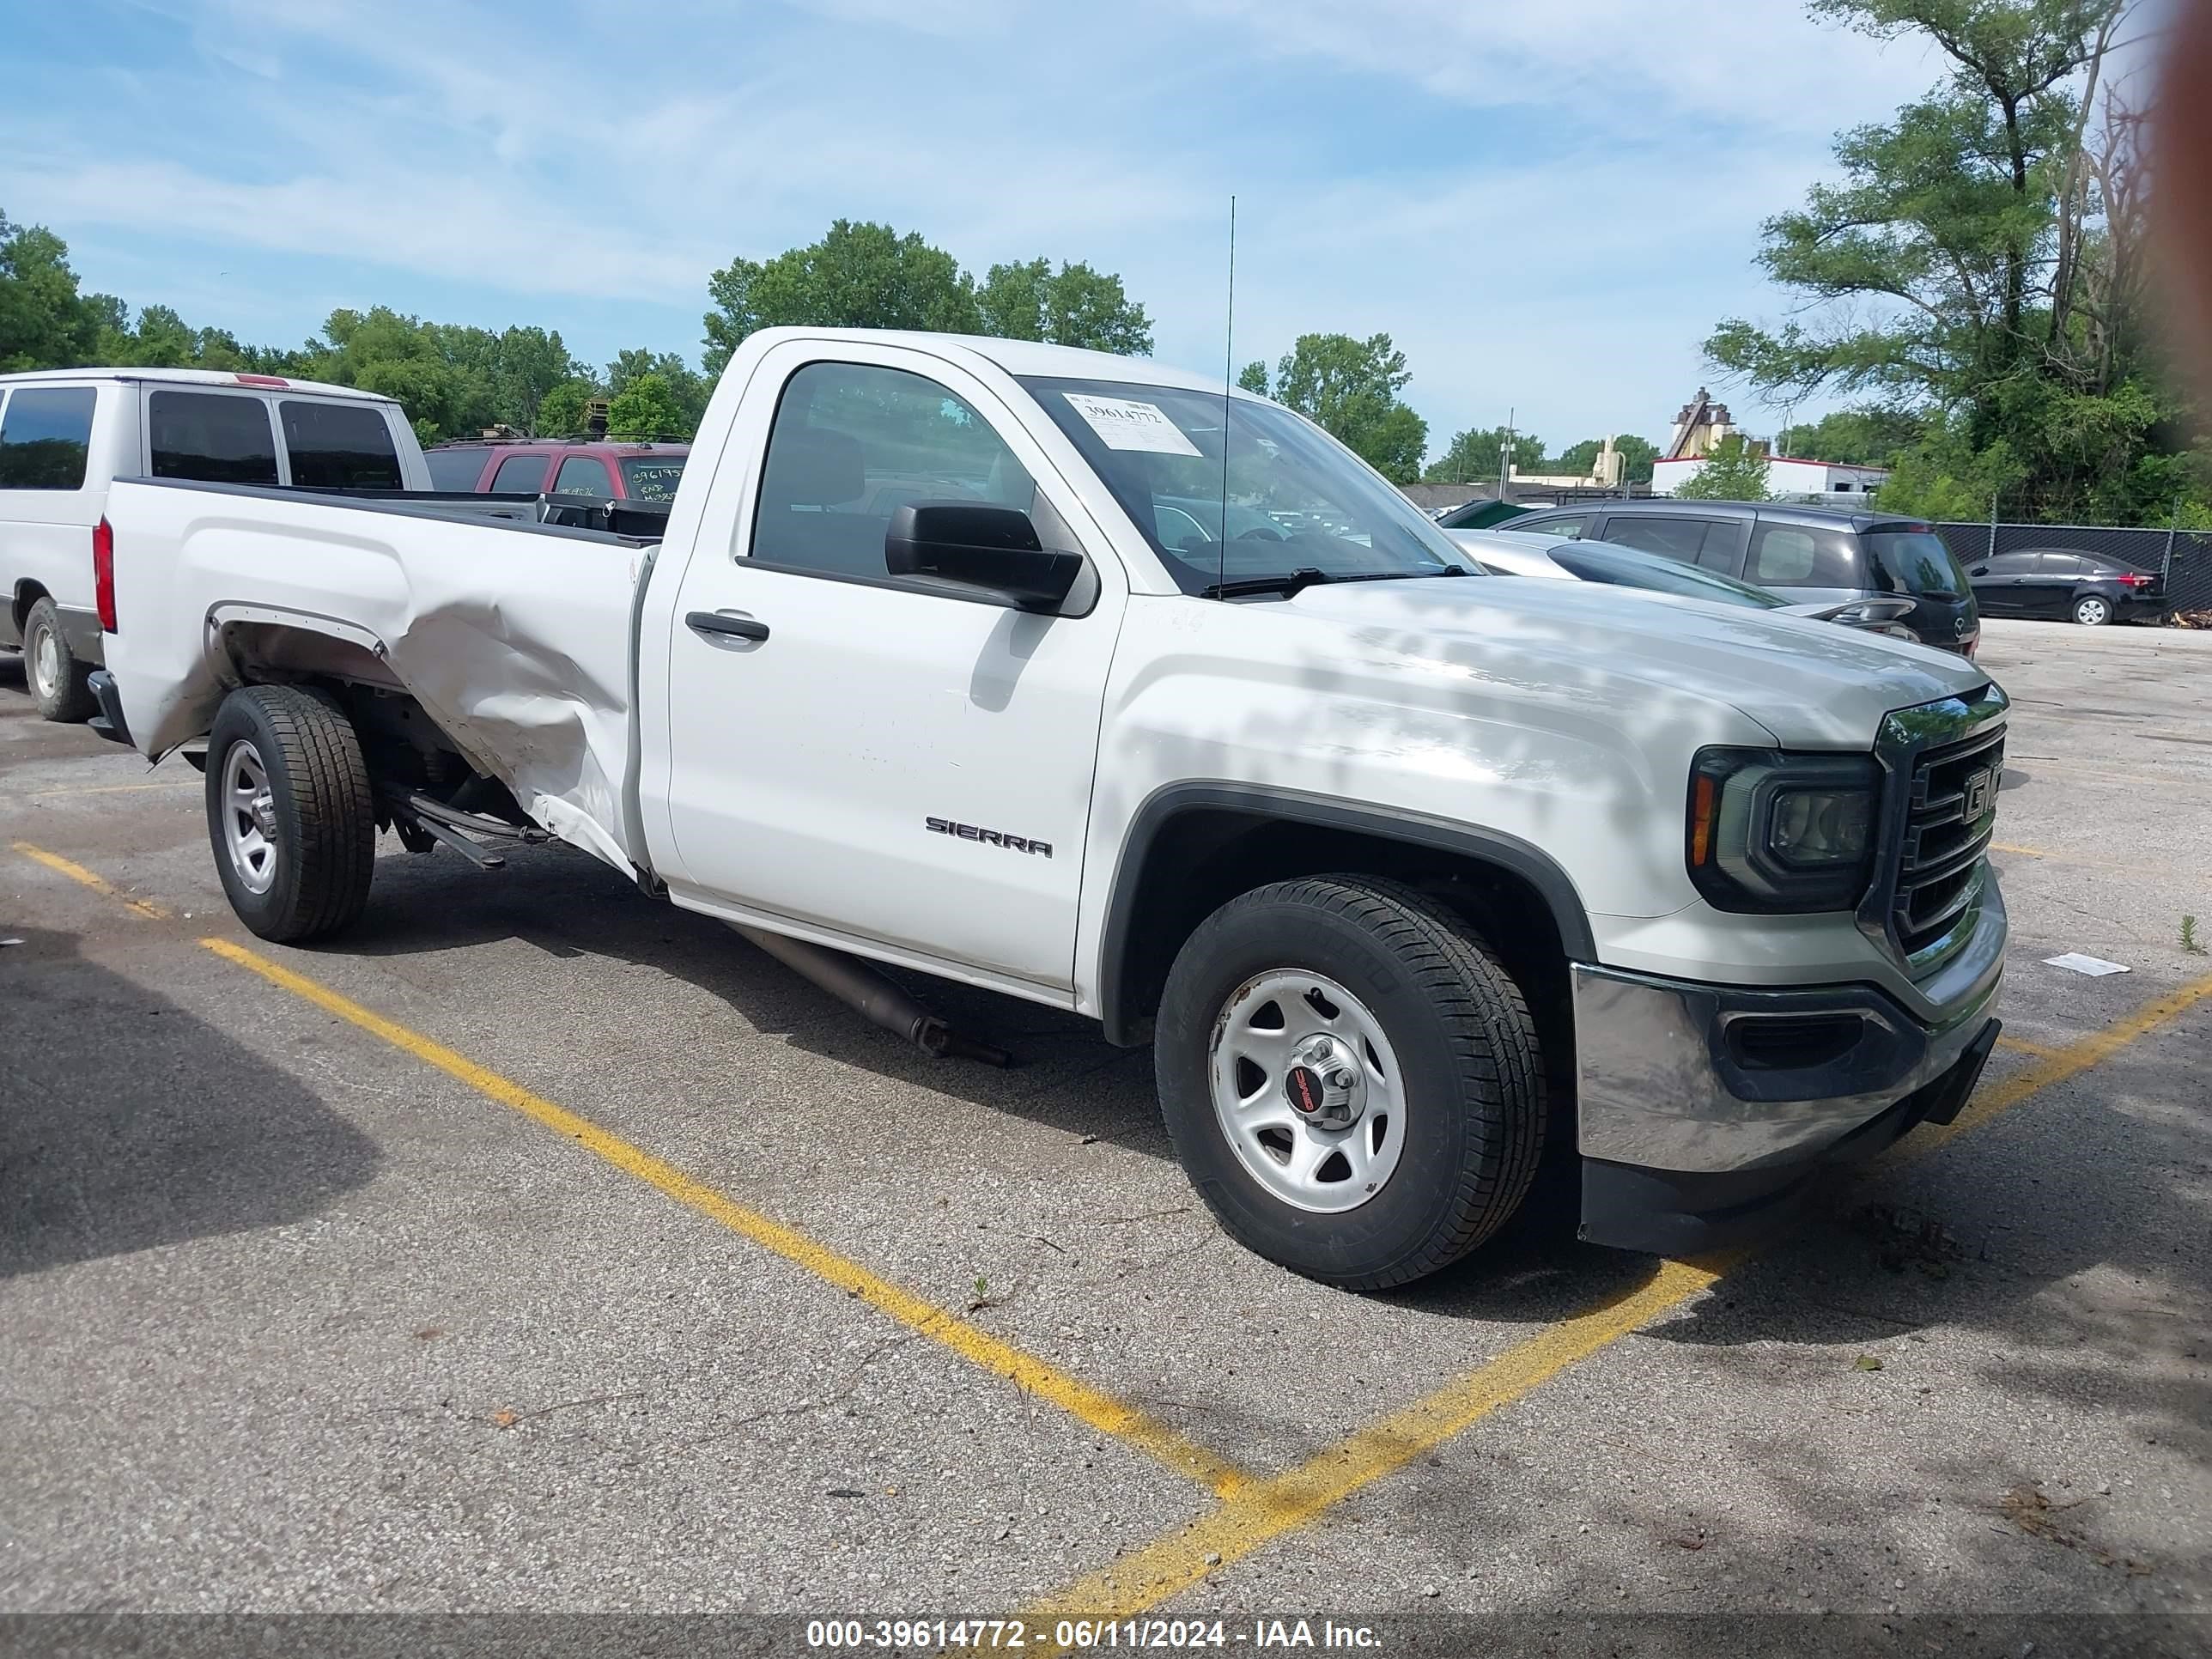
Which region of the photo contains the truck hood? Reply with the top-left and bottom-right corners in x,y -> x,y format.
1282,577 -> 1987,748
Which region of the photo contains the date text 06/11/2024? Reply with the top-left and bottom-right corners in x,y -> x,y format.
803,1618 -> 1382,1650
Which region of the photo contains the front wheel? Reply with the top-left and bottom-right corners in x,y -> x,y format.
2073,594 -> 2112,626
205,685 -> 376,941
1154,877 -> 1547,1290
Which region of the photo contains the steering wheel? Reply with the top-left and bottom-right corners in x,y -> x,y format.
1237,526 -> 1288,541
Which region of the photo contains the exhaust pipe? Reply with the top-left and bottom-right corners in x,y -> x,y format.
729,924 -> 1012,1066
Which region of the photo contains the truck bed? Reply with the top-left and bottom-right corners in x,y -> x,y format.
103,476 -> 655,872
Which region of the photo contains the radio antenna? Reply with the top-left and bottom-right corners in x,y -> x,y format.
1218,195 -> 1236,596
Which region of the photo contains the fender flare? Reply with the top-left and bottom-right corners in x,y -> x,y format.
1096,781 -> 1597,1045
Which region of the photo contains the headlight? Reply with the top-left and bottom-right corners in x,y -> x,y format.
1687,749 -> 1881,912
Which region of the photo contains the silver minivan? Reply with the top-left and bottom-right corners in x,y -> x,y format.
0,368 -> 428,721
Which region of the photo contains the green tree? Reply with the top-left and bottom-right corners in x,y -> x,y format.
1425,425 -> 1545,483
975,258 -> 1153,354
0,211 -> 112,372
1271,332 -> 1430,483
1671,434 -> 1772,501
1552,433 -> 1659,484
537,377 -> 599,439
94,303 -> 252,371
703,221 -> 979,375
606,372 -> 690,441
1704,1 -> 2198,526
493,325 -> 585,436
1774,406 -> 1923,465
609,348 -> 708,432
1236,361 -> 1270,396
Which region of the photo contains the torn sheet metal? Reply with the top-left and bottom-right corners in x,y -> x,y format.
103,482 -> 650,873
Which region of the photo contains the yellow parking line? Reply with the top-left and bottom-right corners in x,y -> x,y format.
199,936 -> 1252,1500
1022,966 -> 2212,1630
1995,1033 -> 2062,1059
6,838 -> 1250,1499
10,841 -> 172,921
30,781 -> 196,798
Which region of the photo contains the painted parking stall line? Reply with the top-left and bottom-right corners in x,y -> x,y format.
1020,966 -> 2212,1633
9,840 -> 1253,1502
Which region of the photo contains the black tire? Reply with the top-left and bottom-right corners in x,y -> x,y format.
204,685 -> 376,942
2072,593 -> 2112,626
1154,876 -> 1546,1290
23,597 -> 97,723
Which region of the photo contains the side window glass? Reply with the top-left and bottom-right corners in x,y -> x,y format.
555,456 -> 613,497
281,399 -> 402,489
425,448 -> 488,490
149,391 -> 280,485
1751,525 -> 1857,586
1534,514 -> 1589,539
750,361 -> 1037,580
0,387 -> 98,489
1603,517 -> 1709,563
491,453 -> 552,494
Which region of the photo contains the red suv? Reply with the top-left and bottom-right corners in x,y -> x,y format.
425,440 -> 689,503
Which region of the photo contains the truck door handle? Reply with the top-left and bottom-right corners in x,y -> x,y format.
687,611 -> 769,642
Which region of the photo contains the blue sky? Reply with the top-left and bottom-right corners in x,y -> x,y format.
4,0 -> 1968,457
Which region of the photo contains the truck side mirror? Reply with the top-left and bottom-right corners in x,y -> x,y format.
885,501 -> 1083,613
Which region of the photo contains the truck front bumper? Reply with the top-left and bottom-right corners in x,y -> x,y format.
1571,921 -> 2004,1256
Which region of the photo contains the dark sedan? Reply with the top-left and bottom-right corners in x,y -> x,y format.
1964,548 -> 2166,626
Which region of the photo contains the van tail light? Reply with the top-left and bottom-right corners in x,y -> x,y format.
94,517 -> 117,632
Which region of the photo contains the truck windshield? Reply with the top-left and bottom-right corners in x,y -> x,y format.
1867,528 -> 1968,597
1020,376 -> 1477,595
620,456 -> 687,501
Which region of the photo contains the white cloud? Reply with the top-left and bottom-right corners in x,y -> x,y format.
13,0 -> 1963,448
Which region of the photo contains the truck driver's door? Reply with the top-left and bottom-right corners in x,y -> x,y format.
657,344 -> 1125,998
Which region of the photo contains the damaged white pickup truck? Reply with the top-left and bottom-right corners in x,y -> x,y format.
94,328 -> 2008,1288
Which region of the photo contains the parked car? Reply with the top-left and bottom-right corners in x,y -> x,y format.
0,368 -> 430,722
1450,529 -> 1919,639
98,327 -> 2007,1290
424,439 -> 690,503
1963,547 -> 2165,626
1496,499 -> 1980,656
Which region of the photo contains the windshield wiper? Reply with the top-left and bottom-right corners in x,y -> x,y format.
1201,567 -> 1331,599
1200,565 -> 1470,600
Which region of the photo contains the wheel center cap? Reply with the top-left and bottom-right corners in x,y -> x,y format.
1283,1036 -> 1363,1131
251,793 -> 276,836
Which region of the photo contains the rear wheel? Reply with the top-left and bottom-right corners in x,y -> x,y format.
205,685 -> 376,941
2073,593 -> 2112,626
23,598 -> 96,723
1154,876 -> 1547,1290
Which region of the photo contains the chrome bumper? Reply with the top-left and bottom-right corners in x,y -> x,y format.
1573,880 -> 2005,1176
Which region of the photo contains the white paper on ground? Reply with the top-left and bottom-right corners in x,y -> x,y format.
2042,952 -> 2130,976
1061,392 -> 1203,457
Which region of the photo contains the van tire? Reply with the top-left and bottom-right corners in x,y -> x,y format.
205,685 -> 376,942
1154,876 -> 1547,1290
24,598 -> 97,723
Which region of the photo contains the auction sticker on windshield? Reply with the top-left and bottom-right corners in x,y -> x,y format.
1062,392 -> 1202,457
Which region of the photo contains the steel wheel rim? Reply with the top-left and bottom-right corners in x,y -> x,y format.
2078,598 -> 2108,624
1207,969 -> 1407,1213
29,623 -> 58,701
220,738 -> 280,895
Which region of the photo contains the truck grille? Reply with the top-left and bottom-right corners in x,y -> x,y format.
1890,725 -> 2004,957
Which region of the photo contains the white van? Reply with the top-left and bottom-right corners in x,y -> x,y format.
0,369 -> 429,721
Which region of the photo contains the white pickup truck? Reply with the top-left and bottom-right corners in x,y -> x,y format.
96,328 -> 2008,1288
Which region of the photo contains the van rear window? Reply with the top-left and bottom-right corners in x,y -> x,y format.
149,391 -> 279,485
281,400 -> 403,489
0,387 -> 98,490
425,448 -> 489,490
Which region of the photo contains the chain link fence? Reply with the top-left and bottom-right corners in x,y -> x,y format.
1930,520 -> 2212,622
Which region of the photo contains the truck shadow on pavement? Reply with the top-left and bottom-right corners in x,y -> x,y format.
0,924 -> 381,1279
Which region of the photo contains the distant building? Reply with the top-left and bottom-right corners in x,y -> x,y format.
1652,386 -> 1889,501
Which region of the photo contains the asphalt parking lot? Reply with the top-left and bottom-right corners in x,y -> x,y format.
3,617 -> 2209,1650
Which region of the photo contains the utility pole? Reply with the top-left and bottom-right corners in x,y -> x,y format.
1498,407 -> 1515,498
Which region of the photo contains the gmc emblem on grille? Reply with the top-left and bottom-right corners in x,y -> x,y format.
1962,766 -> 1998,819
